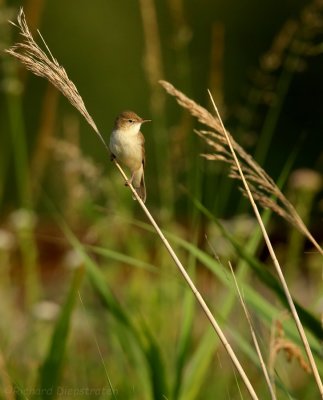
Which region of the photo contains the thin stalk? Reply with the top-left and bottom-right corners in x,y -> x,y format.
138,0 -> 174,214
208,90 -> 323,398
5,11 -> 259,398
113,159 -> 259,400
6,92 -> 31,207
254,65 -> 293,166
228,262 -> 277,400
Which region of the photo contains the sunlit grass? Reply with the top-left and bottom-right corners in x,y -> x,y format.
0,2 -> 322,400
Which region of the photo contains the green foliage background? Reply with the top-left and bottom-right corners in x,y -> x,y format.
0,0 -> 322,399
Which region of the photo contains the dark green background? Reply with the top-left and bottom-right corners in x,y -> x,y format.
1,0 -> 323,211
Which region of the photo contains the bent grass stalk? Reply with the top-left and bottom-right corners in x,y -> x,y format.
207,90 -> 323,397
227,261 -> 277,400
6,9 -> 259,400
115,161 -> 260,400
159,80 -> 323,257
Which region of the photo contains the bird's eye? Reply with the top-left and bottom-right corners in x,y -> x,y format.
128,119 -> 133,123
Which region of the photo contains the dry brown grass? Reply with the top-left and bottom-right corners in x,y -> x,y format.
5,10 -> 261,399
205,90 -> 322,395
6,8 -> 103,146
269,315 -> 311,396
159,80 -> 323,257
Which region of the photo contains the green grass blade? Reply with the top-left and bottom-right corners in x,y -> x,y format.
172,219 -> 200,400
172,279 -> 195,400
6,87 -> 31,207
254,67 -> 293,165
52,208 -> 170,398
0,144 -> 9,210
38,266 -> 84,399
90,245 -> 157,272
56,215 -> 142,340
178,328 -> 217,400
174,233 -> 322,343
142,323 -> 169,400
181,197 -> 323,340
127,218 -> 322,354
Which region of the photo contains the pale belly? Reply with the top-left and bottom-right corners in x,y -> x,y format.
110,130 -> 142,171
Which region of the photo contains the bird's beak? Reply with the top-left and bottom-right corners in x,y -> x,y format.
140,119 -> 151,124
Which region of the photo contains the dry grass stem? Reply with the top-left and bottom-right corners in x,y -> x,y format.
159,80 -> 323,257
207,91 -> 323,397
6,9 -> 260,399
31,84 -> 58,197
269,316 -> 312,396
228,262 -> 277,400
113,159 -> 260,400
138,0 -> 165,111
5,8 -> 106,149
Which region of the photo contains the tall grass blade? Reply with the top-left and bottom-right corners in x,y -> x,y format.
172,276 -> 195,400
6,14 -> 260,398
159,80 -> 323,255
142,323 -> 169,400
38,266 -> 84,399
172,220 -> 200,400
53,209 -> 171,398
0,144 -> 9,209
228,262 -> 276,400
208,94 -> 323,395
90,245 -> 157,273
184,196 -> 323,340
56,214 -> 141,339
179,329 -> 217,400
129,218 -> 322,348
6,93 -> 31,207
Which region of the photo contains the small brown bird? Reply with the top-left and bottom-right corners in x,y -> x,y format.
109,111 -> 150,202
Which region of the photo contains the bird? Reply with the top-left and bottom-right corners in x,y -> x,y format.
109,110 -> 150,202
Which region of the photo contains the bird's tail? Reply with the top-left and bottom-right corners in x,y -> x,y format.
132,167 -> 146,203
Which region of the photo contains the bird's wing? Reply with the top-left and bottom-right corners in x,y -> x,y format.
139,131 -> 145,167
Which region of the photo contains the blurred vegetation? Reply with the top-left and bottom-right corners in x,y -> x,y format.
0,0 -> 322,399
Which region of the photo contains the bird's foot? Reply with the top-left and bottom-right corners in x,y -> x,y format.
110,153 -> 116,162
125,173 -> 135,187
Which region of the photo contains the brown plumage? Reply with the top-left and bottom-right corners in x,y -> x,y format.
109,111 -> 150,202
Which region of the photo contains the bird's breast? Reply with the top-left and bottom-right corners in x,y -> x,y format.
110,129 -> 143,171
